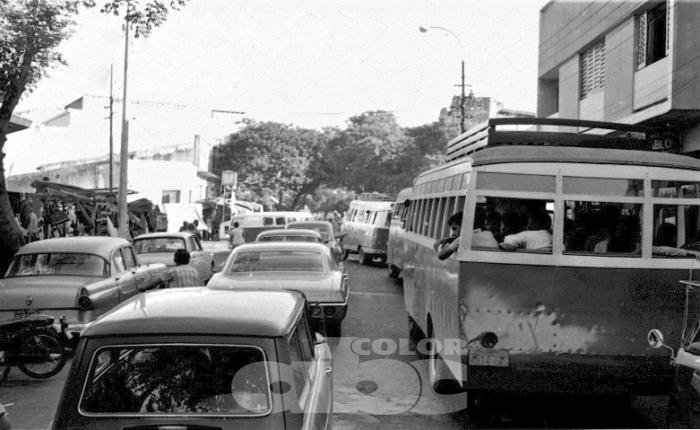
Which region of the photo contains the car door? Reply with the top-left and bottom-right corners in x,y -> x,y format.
299,317 -> 332,430
111,248 -> 138,303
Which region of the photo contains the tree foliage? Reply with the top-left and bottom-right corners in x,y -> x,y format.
0,0 -> 187,272
211,121 -> 328,211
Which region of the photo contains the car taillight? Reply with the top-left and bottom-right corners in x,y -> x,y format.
77,289 -> 93,311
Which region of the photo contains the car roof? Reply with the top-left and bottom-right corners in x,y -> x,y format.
82,288 -> 305,338
233,242 -> 330,254
16,237 -> 129,259
257,229 -> 321,237
133,232 -> 194,240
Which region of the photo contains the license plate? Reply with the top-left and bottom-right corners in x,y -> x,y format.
468,347 -> 509,367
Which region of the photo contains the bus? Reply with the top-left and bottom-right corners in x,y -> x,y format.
387,187 -> 413,280
229,211 -> 314,244
402,117 -> 700,402
341,193 -> 393,265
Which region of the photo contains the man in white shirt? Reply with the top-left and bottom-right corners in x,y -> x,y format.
500,211 -> 552,252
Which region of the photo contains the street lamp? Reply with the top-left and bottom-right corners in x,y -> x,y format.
419,25 -> 470,133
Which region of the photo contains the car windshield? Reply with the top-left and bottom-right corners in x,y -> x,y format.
257,235 -> 319,242
228,250 -> 325,273
132,237 -> 186,253
80,344 -> 271,416
6,253 -> 109,277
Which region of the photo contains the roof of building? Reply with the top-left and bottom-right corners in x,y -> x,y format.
82,288 -> 305,338
17,237 -> 130,259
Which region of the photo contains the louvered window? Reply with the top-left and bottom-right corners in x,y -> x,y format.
636,2 -> 668,70
579,41 -> 605,100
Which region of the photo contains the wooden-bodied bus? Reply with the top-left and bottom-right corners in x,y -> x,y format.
387,187 -> 413,280
341,193 -> 393,265
403,118 -> 700,402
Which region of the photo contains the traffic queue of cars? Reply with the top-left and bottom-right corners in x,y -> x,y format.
0,219 -> 345,429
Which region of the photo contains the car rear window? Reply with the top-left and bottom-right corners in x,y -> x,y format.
228,251 -> 324,273
132,237 -> 186,253
6,253 -> 109,277
80,344 -> 270,416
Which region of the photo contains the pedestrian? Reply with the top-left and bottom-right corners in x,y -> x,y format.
178,221 -> 188,232
229,221 -> 245,249
169,249 -> 203,288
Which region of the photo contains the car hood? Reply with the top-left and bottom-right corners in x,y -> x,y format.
135,253 -> 175,266
0,276 -> 98,310
208,271 -> 342,302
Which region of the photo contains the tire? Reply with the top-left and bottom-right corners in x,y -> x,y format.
358,247 -> 372,265
17,330 -> 67,379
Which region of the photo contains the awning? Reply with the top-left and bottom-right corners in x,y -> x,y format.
197,171 -> 219,181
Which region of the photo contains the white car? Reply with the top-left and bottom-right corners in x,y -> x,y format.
132,232 -> 214,284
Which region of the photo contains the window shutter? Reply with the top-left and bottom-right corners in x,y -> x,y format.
580,40 -> 606,100
637,12 -> 647,69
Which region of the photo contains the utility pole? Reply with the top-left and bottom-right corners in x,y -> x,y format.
118,8 -> 130,238
108,63 -> 114,193
460,60 -> 466,133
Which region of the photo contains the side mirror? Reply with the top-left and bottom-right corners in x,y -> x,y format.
647,329 -> 665,349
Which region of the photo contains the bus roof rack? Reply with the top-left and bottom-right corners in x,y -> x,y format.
358,192 -> 395,202
446,117 -> 652,162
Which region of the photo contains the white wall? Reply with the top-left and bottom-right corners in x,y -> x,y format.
127,160 -> 208,207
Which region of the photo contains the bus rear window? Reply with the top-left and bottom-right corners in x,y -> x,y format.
564,201 -> 642,256
471,197 -> 553,253
652,204 -> 700,257
563,177 -> 643,196
476,172 -> 555,193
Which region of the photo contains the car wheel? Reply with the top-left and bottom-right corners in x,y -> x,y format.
358,247 -> 372,265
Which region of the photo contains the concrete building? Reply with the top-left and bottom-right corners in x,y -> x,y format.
4,95 -> 240,203
538,0 -> 700,155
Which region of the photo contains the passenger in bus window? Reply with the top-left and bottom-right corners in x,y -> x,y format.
499,211 -> 552,252
472,208 -> 500,248
433,212 -> 462,260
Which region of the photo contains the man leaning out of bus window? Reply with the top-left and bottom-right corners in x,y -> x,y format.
499,210 -> 552,252
434,212 -> 463,260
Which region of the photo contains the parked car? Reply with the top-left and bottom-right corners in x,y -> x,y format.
53,288 -> 333,429
132,232 -> 214,284
255,228 -> 322,243
208,242 -> 349,337
287,221 -> 344,262
0,237 -> 170,343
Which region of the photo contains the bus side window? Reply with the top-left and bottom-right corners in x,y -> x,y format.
275,217 -> 285,226
263,217 -> 274,226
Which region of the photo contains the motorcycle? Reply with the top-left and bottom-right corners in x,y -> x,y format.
0,314 -> 68,382
648,279 -> 700,427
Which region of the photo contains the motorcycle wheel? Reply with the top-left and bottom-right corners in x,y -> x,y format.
17,330 -> 67,379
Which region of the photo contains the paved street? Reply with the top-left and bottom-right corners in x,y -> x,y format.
0,253 -> 677,429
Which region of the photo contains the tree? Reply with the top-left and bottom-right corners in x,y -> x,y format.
211,121 -> 329,211
320,111 -> 417,196
0,0 -> 186,272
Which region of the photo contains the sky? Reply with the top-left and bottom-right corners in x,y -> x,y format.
16,0 -> 549,130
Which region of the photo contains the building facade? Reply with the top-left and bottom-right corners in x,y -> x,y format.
538,0 -> 700,155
